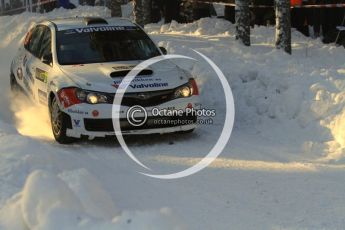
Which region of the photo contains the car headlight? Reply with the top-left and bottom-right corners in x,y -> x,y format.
174,84 -> 192,99
76,89 -> 87,101
76,89 -> 108,104
87,93 -> 99,104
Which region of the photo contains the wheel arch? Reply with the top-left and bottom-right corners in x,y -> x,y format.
49,91 -> 73,132
48,91 -> 57,109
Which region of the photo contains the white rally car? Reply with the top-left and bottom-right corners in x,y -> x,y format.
10,17 -> 200,144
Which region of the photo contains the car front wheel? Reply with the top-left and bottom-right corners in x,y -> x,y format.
50,97 -> 76,144
178,128 -> 195,134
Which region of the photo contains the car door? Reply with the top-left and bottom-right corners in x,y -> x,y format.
21,25 -> 46,100
34,26 -> 53,105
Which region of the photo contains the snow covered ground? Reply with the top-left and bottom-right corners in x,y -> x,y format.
0,6 -> 345,230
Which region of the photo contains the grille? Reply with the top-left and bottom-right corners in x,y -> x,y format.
107,89 -> 175,107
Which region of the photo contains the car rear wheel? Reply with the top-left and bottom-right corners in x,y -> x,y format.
50,97 -> 76,144
10,74 -> 20,94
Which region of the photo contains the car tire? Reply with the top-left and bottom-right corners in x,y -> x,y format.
50,96 -> 76,144
10,73 -> 20,94
178,128 -> 195,134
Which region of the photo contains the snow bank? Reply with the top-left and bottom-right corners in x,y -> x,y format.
146,18 -> 345,161
147,18 -> 234,36
0,170 -> 181,230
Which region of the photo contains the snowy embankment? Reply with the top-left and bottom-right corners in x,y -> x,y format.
146,19 -> 345,161
0,6 -> 344,230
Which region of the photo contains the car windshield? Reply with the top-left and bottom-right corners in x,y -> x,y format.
56,26 -> 161,65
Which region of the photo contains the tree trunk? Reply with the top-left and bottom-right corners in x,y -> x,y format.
275,0 -> 291,54
180,0 -> 194,23
134,0 -> 151,27
107,0 -> 122,17
0,0 -> 4,14
235,0 -> 250,46
224,5 -> 235,24
162,0 -> 180,23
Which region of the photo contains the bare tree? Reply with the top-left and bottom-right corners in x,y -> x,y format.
0,0 -> 4,14
107,0 -> 122,17
134,0 -> 151,27
275,0 -> 291,54
235,0 -> 250,46
180,0 -> 194,23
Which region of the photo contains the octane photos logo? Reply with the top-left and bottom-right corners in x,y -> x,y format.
112,51 -> 235,179
126,105 -> 216,127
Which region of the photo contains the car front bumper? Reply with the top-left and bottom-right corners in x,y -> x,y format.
63,96 -> 200,139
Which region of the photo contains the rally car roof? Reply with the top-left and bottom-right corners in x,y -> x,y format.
46,17 -> 137,31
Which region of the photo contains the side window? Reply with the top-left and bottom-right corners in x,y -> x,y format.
26,26 -> 45,57
38,27 -> 52,60
24,28 -> 34,49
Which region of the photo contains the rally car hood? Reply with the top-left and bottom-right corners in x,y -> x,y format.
59,61 -> 189,93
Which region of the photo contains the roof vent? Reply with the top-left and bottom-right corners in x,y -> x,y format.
84,17 -> 108,26
110,69 -> 153,78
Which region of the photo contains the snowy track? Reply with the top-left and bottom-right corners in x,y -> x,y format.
0,7 -> 345,230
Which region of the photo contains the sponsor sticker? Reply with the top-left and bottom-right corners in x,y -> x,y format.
38,89 -> 47,100
76,26 -> 138,33
62,26 -> 139,34
130,82 -> 168,89
35,68 -> 48,83
38,90 -> 47,104
73,119 -> 81,127
92,110 -> 99,117
112,82 -> 168,89
111,77 -> 158,88
67,109 -> 89,115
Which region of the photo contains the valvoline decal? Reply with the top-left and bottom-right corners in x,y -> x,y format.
130,82 -> 168,89
112,77 -> 168,89
112,82 -> 168,89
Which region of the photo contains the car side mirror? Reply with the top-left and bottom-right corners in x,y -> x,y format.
159,47 -> 167,55
42,53 -> 52,66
